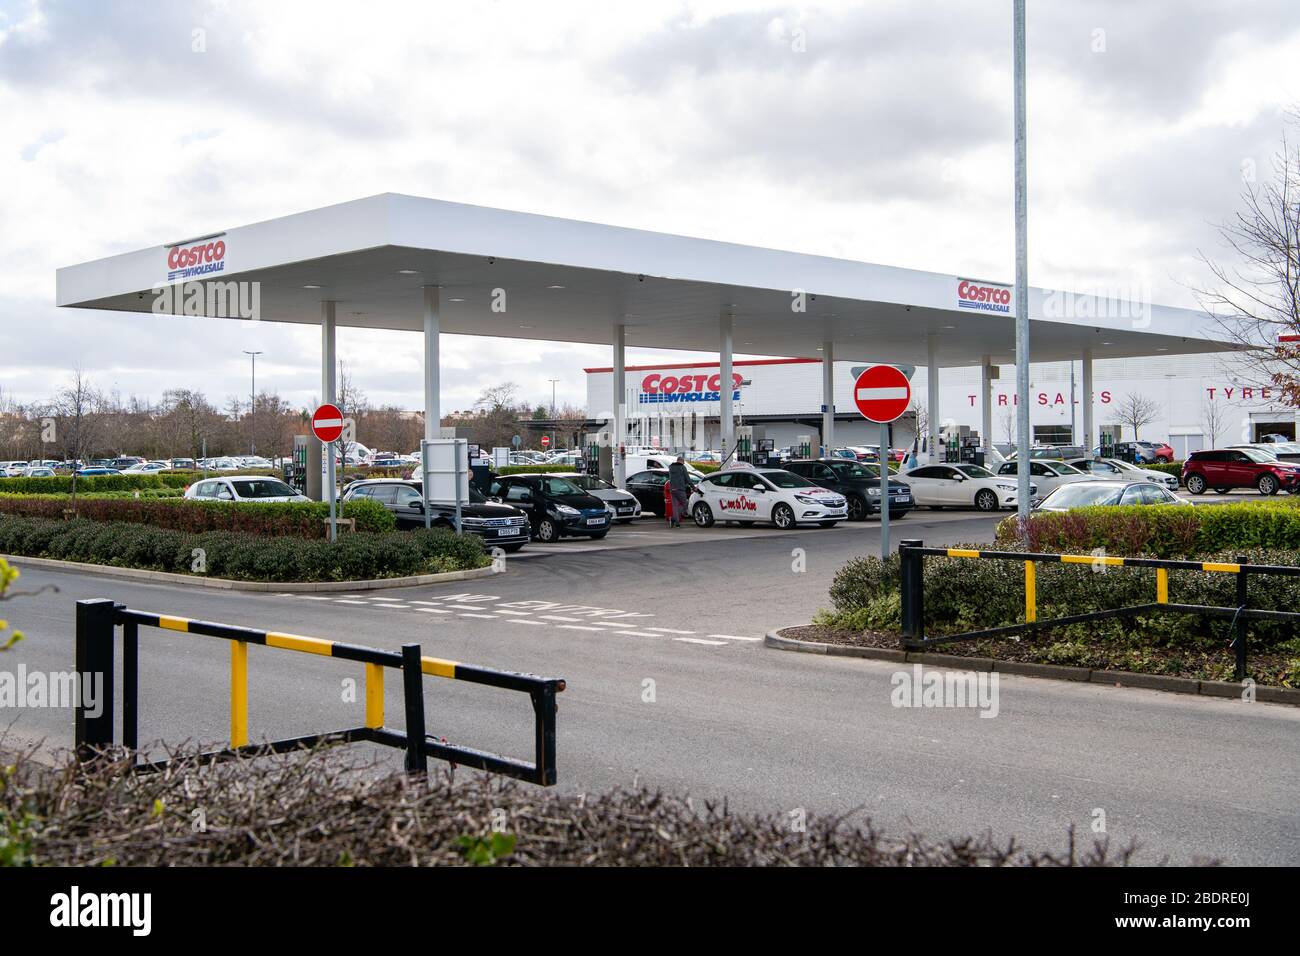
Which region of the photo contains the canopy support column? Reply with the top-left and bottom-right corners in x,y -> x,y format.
981,355 -> 994,463
927,332 -> 940,463
423,286 -> 440,441
821,341 -> 834,455
720,313 -> 734,459
1082,347 -> 1095,453
613,323 -> 626,487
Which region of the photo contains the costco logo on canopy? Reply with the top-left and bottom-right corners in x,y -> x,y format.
166,239 -> 227,281
956,278 -> 1012,315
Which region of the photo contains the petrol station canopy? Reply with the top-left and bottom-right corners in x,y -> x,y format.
56,192 -> 1235,368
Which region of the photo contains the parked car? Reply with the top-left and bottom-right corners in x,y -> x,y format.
1181,447 -> 1300,496
183,475 -> 310,503
688,467 -> 847,529
168,458 -> 197,470
75,467 -> 121,476
1035,479 -> 1188,512
107,457 -> 144,470
489,474 -> 611,543
995,459 -> 1090,500
783,458 -> 913,521
624,468 -> 703,516
20,467 -> 56,477
121,461 -> 170,473
1065,457 -> 1180,491
1137,440 -> 1175,463
341,478 -> 530,549
0,461 -> 29,477
550,472 -> 642,523
900,463 -> 1035,511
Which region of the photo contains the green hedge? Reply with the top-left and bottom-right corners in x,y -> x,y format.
1144,461 -> 1184,480
995,500 -> 1300,559
0,516 -> 488,582
826,546 -> 1300,681
0,495 -> 394,537
0,470 -> 286,494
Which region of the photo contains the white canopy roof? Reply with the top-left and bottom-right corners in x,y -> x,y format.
56,192 -> 1236,367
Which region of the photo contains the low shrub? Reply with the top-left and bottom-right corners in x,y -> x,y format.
0,515 -> 488,581
0,747 -> 1138,866
826,542 -> 1300,678
1144,461 -> 1184,479
995,499 -> 1300,558
0,495 -> 394,537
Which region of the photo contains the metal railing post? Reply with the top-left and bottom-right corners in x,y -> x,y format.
530,685 -> 559,786
1235,557 -> 1249,681
74,599 -> 118,759
899,539 -> 924,641
400,644 -> 428,774
122,618 -> 139,754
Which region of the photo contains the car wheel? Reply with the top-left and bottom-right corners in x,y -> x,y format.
1258,474 -> 1279,496
772,503 -> 796,529
535,517 -> 560,542
1185,474 -> 1206,495
975,489 -> 999,512
846,495 -> 868,521
692,502 -> 714,527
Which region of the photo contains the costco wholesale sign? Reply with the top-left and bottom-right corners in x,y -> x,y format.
166,239 -> 227,281
956,278 -> 1013,315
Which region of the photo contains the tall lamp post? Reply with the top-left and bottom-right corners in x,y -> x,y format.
548,377 -> 560,450
243,350 -> 263,455
1012,0 -> 1031,528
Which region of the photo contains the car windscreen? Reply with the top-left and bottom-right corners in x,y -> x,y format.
1042,483 -> 1124,508
231,479 -> 298,498
1240,447 -> 1278,462
568,475 -> 613,491
539,477 -> 584,496
760,470 -> 813,489
831,462 -> 878,479
956,465 -> 995,479
1049,462 -> 1086,475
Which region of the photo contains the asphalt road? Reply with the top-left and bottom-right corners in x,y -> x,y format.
4,508 -> 1298,865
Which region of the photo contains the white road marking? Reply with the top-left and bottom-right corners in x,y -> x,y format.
558,625 -> 603,631
494,609 -> 533,616
646,627 -> 695,634
297,595 -> 335,601
415,608 -> 451,614
335,600 -> 369,605
506,619 -> 546,626
409,600 -> 442,605
540,615 -> 580,622
616,630 -> 658,637
708,634 -> 761,641
674,637 -> 728,646
459,613 -> 498,620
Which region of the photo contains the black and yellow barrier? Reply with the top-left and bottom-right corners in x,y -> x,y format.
897,539 -> 1300,680
73,599 -> 565,784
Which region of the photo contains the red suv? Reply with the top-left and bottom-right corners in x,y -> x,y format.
1182,448 -> 1300,496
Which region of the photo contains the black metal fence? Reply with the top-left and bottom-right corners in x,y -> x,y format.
897,538 -> 1300,679
74,598 -> 565,784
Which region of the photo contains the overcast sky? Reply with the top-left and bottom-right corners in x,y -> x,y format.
2,0 -> 1298,416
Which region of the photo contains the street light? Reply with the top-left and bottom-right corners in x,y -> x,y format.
548,377 -> 560,450
243,350 -> 263,454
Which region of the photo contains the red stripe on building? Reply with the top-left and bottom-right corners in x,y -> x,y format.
583,357 -> 823,374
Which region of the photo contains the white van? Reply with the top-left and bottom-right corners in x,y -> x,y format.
624,452 -> 707,478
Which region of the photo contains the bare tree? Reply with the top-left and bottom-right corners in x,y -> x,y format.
1201,397 -> 1227,449
1111,392 -> 1161,441
998,404 -> 1016,447
54,368 -> 105,507
1197,116 -> 1300,406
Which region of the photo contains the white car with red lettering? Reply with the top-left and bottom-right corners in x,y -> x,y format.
688,467 -> 847,529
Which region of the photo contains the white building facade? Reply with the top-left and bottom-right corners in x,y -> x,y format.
586,353 -> 1297,457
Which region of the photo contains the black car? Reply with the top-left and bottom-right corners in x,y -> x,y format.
340,479 -> 530,551
624,468 -> 702,516
490,473 -> 611,543
783,458 -> 913,521
109,456 -> 144,470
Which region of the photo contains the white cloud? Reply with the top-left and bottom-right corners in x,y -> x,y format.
1,0 -> 1298,415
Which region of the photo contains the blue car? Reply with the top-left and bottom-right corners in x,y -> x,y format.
75,467 -> 121,476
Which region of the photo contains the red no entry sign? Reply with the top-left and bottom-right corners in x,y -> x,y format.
311,403 -> 344,443
853,365 -> 911,423
540,435 -> 551,448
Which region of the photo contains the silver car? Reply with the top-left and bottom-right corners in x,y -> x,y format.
1035,479 -> 1189,512
550,472 -> 642,523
